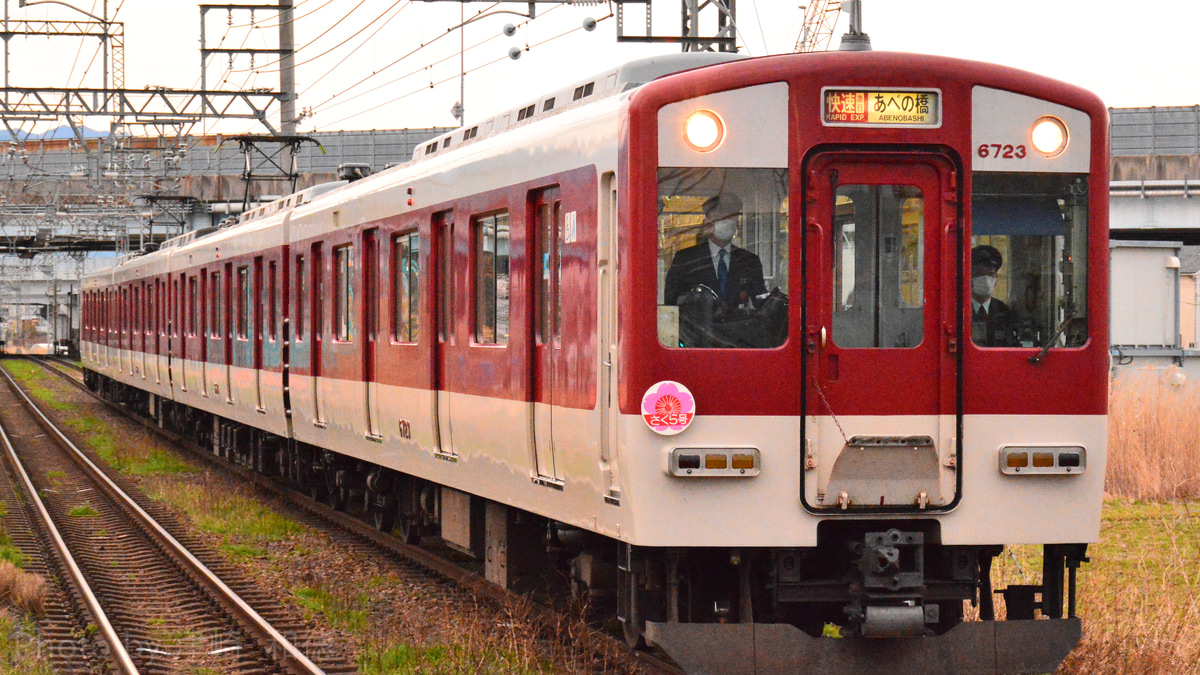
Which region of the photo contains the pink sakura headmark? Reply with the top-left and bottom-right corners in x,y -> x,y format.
641,381 -> 696,436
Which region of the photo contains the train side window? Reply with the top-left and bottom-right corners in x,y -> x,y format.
295,255 -> 305,341
237,266 -> 250,339
313,245 -> 325,344
392,232 -> 420,343
971,173 -> 1088,349
188,276 -> 198,337
144,283 -> 151,336
203,272 -> 213,338
831,185 -> 926,349
473,211 -> 510,345
657,167 -> 790,349
334,244 -> 353,342
437,216 -> 453,342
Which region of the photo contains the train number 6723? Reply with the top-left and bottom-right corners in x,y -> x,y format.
977,143 -> 1027,159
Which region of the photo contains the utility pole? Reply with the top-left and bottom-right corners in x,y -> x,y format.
279,0 -> 297,173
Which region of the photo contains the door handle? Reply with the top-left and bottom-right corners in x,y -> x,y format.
820,326 -> 827,348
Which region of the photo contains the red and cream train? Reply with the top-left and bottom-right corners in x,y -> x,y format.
82,50 -> 1108,674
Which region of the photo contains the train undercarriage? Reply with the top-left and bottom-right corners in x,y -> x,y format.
87,371 -> 1087,675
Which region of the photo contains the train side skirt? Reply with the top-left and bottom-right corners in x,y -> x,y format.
645,617 -> 1082,675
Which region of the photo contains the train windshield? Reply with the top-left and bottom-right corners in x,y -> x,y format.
656,167 -> 790,349
970,173 -> 1089,349
831,184 -> 926,349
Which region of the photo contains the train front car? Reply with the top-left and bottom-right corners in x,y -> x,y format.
618,52 -> 1107,673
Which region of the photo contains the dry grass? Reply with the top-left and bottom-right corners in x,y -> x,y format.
1058,500 -> 1200,675
1108,368 -> 1200,500
0,561 -> 45,616
1036,370 -> 1200,674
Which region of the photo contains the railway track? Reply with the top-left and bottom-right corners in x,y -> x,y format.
26,356 -> 683,674
45,355 -> 84,376
0,360 -> 356,674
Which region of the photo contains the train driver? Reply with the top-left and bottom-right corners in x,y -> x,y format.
663,192 -> 768,311
970,244 -> 1019,347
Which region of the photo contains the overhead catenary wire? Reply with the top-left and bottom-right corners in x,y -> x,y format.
316,12 -> 610,130
220,0 -> 327,31
64,0 -> 101,90
227,0 -> 379,74
302,10 -> 516,117
749,0 -> 768,54
68,0 -> 126,91
300,1 -> 507,117
303,2 -> 558,119
299,1 -> 413,94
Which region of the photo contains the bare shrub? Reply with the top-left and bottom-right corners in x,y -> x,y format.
1107,368 -> 1200,500
0,561 -> 45,615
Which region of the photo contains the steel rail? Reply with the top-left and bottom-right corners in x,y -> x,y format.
0,416 -> 139,674
0,364 -> 327,675
32,357 -> 683,674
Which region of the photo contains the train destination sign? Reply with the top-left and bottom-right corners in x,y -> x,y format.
822,88 -> 941,128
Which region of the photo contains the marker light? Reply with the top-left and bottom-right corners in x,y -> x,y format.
705,454 -> 728,470
1031,116 -> 1068,157
999,446 -> 1086,475
670,448 -> 760,477
683,110 -> 725,153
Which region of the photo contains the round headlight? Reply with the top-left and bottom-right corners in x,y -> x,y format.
683,110 -> 725,153
1031,116 -> 1068,157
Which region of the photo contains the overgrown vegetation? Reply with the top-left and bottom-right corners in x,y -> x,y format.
0,527 -> 25,570
1108,369 -> 1200,500
63,416 -> 198,476
0,609 -> 53,674
2,361 -> 199,477
1042,370 -> 1200,674
156,483 -> 304,541
0,561 -> 45,615
1,361 -> 74,412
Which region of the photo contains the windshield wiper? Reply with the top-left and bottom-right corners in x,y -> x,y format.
1028,307 -> 1075,365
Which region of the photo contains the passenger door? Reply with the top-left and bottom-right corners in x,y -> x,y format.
803,152 -> 959,511
363,229 -> 382,438
254,257 -> 265,411
432,211 -> 457,458
311,243 -> 326,426
531,187 -> 563,484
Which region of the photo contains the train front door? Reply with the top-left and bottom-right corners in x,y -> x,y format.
803,152 -> 960,511
531,187 -> 563,484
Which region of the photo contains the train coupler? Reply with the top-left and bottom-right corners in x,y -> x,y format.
843,528 -> 932,638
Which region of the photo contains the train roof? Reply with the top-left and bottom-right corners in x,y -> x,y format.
411,52 -> 746,163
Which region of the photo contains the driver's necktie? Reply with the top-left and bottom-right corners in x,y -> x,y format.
717,249 -> 728,296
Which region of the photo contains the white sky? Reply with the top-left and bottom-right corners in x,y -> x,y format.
4,0 -> 1196,136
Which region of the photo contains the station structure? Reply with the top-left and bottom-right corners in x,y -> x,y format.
0,127 -> 448,353
1110,106 -> 1200,373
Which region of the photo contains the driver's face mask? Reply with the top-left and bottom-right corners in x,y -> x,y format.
972,274 -> 997,299
712,218 -> 738,242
